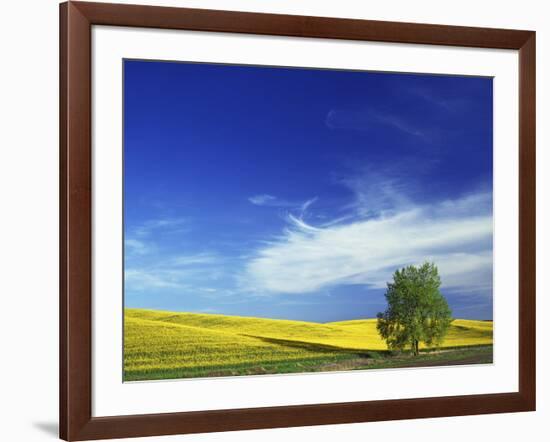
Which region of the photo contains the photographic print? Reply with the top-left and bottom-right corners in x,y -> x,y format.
123,60 -> 493,382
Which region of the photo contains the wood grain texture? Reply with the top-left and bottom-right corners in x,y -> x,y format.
59,1 -> 536,440
74,1 -> 532,49
59,2 -> 92,440
73,392 -> 529,440
59,4 -> 68,438
518,34 -> 536,409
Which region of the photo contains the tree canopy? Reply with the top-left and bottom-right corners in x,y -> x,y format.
376,262 -> 452,355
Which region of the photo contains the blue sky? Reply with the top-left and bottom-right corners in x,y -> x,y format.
124,60 -> 493,322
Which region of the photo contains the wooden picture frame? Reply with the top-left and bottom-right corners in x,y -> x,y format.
60,1 -> 536,440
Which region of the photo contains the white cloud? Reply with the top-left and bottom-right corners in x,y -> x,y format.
124,238 -> 150,256
132,217 -> 189,237
242,191 -> 492,297
167,253 -> 219,266
125,253 -> 222,292
326,108 -> 424,138
297,197 -> 318,221
340,170 -> 412,218
125,268 -> 187,290
248,194 -> 277,206
248,194 -> 315,210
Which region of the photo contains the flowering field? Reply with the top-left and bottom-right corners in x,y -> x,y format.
124,308 -> 493,381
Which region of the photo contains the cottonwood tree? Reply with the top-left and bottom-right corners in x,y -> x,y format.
377,262 -> 452,356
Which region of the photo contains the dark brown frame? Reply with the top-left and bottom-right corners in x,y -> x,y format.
60,1 -> 536,440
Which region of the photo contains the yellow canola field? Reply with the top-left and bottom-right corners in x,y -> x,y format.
124,309 -> 493,380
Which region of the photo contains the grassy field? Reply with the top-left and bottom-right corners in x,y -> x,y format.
124,308 -> 493,381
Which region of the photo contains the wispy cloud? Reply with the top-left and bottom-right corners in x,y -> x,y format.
339,169 -> 413,218
125,238 -> 151,256
326,108 -> 424,138
125,216 -> 192,257
242,189 -> 492,297
248,194 -> 277,206
248,194 -> 318,213
375,113 -> 424,137
248,194 -> 304,208
409,85 -> 475,113
300,197 -> 318,215
124,217 -> 243,298
125,268 -> 187,290
132,217 -> 189,237
125,253 -> 223,292
167,253 -> 220,266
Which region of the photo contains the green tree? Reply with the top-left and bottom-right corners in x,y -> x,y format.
376,262 -> 452,356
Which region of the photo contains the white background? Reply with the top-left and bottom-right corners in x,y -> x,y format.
0,0 -> 547,441
93,26 -> 519,417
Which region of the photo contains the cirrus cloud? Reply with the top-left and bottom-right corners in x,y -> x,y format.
242,190 -> 492,297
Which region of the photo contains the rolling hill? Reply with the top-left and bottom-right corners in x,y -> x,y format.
124,308 -> 493,381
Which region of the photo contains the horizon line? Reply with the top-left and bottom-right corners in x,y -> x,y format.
124,307 -> 494,324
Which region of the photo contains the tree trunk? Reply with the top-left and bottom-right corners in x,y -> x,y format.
413,340 -> 419,356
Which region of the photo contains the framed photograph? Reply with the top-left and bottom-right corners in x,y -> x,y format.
60,1 -> 536,440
